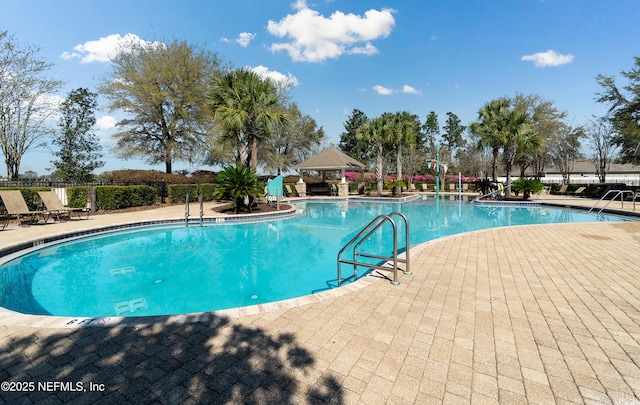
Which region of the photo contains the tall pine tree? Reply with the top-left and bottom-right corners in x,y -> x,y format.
51,88 -> 104,182
338,109 -> 371,164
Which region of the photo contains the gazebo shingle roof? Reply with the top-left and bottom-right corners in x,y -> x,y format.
293,147 -> 366,171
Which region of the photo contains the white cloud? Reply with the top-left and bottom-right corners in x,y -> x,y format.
237,32 -> 256,47
521,49 -> 574,67
348,43 -> 379,56
60,33 -> 161,64
372,84 -> 421,95
221,32 -> 256,48
267,0 -> 395,62
372,85 -> 393,95
401,85 -> 421,95
249,65 -> 299,90
95,115 -> 117,130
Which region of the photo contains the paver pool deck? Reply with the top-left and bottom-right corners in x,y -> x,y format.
0,195 -> 639,404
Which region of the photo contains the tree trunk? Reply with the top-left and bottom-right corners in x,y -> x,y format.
492,147 -> 499,181
395,148 -> 403,196
376,144 -> 384,196
250,136 -> 258,171
237,131 -> 249,167
504,143 -> 517,198
8,161 -> 19,180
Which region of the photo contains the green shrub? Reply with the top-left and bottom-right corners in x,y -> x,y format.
213,166 -> 263,213
129,185 -> 157,206
168,184 -> 199,204
384,178 -> 407,195
168,183 -> 218,204
95,185 -> 156,210
199,184 -> 217,202
511,177 -> 544,200
67,187 -> 89,208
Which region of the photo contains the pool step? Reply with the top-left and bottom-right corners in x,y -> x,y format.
114,297 -> 147,315
110,266 -> 135,276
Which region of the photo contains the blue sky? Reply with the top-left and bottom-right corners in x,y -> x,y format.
3,0 -> 639,176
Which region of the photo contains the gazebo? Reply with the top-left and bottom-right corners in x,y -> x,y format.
293,147 -> 367,197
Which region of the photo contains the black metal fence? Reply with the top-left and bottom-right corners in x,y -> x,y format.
0,180 -> 171,203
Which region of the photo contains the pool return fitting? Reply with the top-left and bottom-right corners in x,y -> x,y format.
337,212 -> 410,286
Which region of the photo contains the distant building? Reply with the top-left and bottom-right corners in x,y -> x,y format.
510,160 -> 640,186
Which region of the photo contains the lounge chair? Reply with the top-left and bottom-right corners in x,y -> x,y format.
409,183 -> 417,192
284,184 -> 294,197
552,184 -> 569,195
0,190 -> 51,226
569,186 -> 586,197
37,191 -> 90,221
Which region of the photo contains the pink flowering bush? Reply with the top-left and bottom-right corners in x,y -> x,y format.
344,171 -> 479,186
345,172 -> 379,182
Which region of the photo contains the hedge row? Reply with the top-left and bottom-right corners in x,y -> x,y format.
95,185 -> 157,210
168,184 -> 217,204
66,187 -> 89,209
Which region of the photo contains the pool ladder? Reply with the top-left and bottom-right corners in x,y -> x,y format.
184,193 -> 204,226
588,190 -> 640,215
337,212 -> 410,286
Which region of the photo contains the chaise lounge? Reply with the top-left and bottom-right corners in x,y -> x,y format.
37,190 -> 90,221
0,190 -> 51,227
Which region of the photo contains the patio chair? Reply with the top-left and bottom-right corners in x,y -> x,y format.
284,184 -> 294,197
551,184 -> 569,195
37,191 -> 90,221
0,190 -> 51,226
409,183 -> 417,192
569,186 -> 586,197
0,207 -> 8,230
421,184 -> 430,192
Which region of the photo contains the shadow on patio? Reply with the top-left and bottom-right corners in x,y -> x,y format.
0,315 -> 344,404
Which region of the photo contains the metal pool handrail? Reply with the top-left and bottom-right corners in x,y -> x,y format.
337,212 -> 410,287
185,193 -> 205,226
588,190 -> 637,214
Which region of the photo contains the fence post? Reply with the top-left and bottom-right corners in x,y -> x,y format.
89,186 -> 97,214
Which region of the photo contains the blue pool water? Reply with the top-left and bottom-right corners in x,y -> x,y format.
0,199 -> 635,317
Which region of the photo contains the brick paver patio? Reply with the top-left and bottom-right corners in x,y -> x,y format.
1,197 -> 639,404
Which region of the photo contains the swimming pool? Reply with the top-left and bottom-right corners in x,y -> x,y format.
0,198 -> 635,317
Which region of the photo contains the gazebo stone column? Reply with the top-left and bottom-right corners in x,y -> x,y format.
295,177 -> 307,197
337,183 -> 349,197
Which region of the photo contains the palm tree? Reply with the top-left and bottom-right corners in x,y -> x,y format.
469,98 -> 510,181
501,107 -> 532,198
358,116 -> 388,196
209,68 -> 287,170
387,111 -> 418,195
